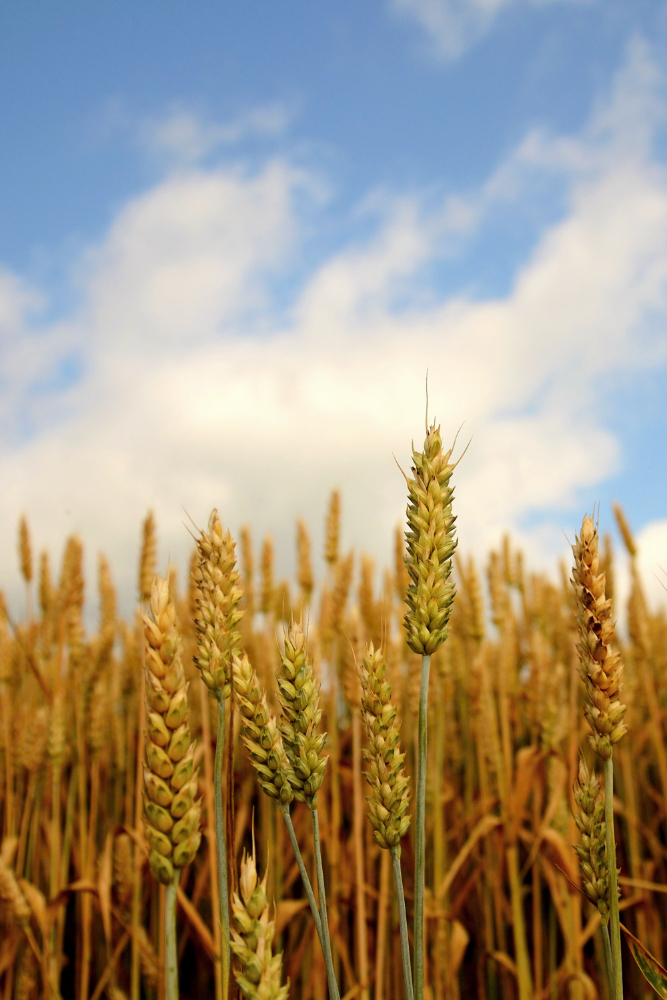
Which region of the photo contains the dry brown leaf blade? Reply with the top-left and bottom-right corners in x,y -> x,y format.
438,814 -> 502,899
621,923 -> 667,998
275,899 -> 310,937
98,831 -> 113,945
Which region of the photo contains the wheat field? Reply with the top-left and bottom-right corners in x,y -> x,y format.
1,467 -> 666,1000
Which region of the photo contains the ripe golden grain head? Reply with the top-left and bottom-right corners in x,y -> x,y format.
260,536 -> 274,616
276,621 -> 328,807
192,509 -> 244,700
143,576 -> 201,885
403,423 -> 457,656
18,516 -> 32,585
233,651 -> 294,807
358,643 -> 410,853
296,519 -> 314,604
230,845 -> 290,1000
572,515 -> 627,759
324,489 -> 341,567
39,551 -> 53,617
138,511 -> 157,604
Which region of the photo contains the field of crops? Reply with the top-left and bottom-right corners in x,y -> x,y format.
1,424 -> 666,1000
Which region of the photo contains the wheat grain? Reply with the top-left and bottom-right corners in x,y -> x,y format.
357,644 -> 410,852
143,576 -> 201,885
276,621 -> 328,806
571,516 -> 627,759
18,517 -> 32,586
230,846 -> 289,1000
192,509 -> 244,700
324,490 -> 341,568
234,652 -> 294,806
138,512 -> 157,604
573,757 -> 611,926
403,423 -> 457,656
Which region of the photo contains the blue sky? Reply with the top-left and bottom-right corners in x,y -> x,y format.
1,0 -> 667,614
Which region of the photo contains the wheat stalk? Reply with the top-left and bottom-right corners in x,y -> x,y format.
143,575 -> 201,1000
402,421 -> 457,1000
572,515 -> 626,1000
192,508 -> 244,999
358,643 -> 413,1000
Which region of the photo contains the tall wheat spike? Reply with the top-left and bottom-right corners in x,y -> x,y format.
230,845 -> 289,1000
192,509 -> 244,1000
143,576 -> 201,1000
403,421 -> 457,1000
572,515 -> 626,1000
358,643 -> 413,1000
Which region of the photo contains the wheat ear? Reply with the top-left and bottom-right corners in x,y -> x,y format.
234,651 -> 341,997
192,509 -> 244,999
275,622 -> 339,998
233,652 -> 320,934
572,516 -> 626,1000
403,421 -> 457,1000
358,643 -> 413,1000
143,576 -> 201,1000
230,845 -> 290,1000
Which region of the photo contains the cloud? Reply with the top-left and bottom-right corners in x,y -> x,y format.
390,0 -> 591,60
1,43 -> 667,618
140,103 -> 293,165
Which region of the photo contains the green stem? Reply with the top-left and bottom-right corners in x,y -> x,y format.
391,847 -> 414,1000
312,808 -> 341,1000
215,694 -> 230,1000
280,808 -> 323,941
414,653 -> 430,1000
604,756 -> 623,1000
602,924 -> 613,994
166,877 -> 180,1000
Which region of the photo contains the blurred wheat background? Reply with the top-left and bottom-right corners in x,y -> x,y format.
1,493 -> 666,1000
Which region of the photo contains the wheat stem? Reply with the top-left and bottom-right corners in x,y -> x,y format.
215,694 -> 231,1000
602,924 -> 613,989
280,807 -> 323,941
165,877 -> 180,1000
391,847 -> 414,1000
312,808 -> 340,1000
414,652 -> 430,1000
604,756 -> 623,1000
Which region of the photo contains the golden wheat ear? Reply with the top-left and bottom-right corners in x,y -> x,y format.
357,643 -> 410,852
142,576 -> 201,886
230,845 -> 290,1000
276,620 -> 328,808
192,509 -> 245,699
403,422 -> 458,656
571,515 -> 627,760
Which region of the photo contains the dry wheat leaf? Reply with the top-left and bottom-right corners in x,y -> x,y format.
622,923 -> 667,998
275,899 -> 309,937
97,831 -> 113,945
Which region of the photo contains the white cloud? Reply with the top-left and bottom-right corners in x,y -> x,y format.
141,103 -> 293,165
1,44 -> 667,619
636,521 -> 667,611
390,0 -> 592,60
